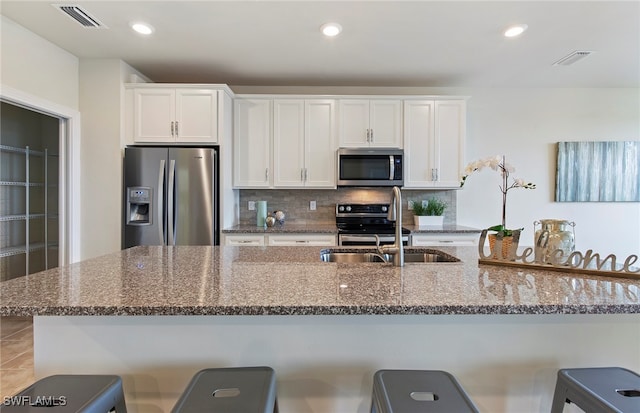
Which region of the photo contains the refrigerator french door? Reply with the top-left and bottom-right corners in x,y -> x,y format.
123,146 -> 218,248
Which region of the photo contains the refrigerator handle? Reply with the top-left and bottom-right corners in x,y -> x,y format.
158,159 -> 166,244
168,159 -> 176,245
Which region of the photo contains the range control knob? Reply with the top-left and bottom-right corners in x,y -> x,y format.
346,206 -> 352,212
338,206 -> 344,212
381,206 -> 388,212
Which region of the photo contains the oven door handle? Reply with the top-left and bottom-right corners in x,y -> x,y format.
340,234 -> 396,243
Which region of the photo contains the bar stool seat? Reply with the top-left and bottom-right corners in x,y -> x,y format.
171,366 -> 278,413
2,374 -> 127,412
551,367 -> 640,413
371,369 -> 479,413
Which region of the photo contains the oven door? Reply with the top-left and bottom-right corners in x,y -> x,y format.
338,234 -> 409,246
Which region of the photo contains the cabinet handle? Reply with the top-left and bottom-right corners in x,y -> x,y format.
171,121 -> 175,137
301,168 -> 304,182
366,129 -> 370,142
265,168 -> 269,181
304,168 -> 308,181
175,121 -> 179,137
370,129 -> 374,142
295,240 -> 309,243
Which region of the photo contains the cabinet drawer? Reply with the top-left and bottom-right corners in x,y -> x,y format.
411,233 -> 479,247
267,234 -> 336,246
223,234 -> 265,246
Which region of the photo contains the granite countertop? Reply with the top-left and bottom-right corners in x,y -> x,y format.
222,223 -> 337,233
1,246 -> 639,316
222,224 -> 481,234
405,224 -> 482,233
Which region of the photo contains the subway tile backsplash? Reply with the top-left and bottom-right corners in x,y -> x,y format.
238,188 -> 457,226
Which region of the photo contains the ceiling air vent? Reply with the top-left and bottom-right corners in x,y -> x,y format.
552,51 -> 593,66
54,4 -> 106,28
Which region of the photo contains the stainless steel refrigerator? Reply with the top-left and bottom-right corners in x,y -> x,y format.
123,146 -> 218,248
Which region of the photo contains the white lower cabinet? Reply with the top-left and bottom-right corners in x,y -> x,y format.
410,233 -> 479,247
267,234 -> 337,246
222,234 -> 266,246
223,233 -> 337,246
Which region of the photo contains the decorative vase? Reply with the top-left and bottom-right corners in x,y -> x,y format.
414,215 -> 444,227
534,219 -> 576,262
488,234 -> 514,259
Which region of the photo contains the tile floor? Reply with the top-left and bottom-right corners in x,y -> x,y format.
0,316 -> 34,398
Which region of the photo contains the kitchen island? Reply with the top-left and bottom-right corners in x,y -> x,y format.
1,245 -> 639,412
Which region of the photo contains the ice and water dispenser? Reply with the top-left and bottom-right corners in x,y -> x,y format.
126,187 -> 152,225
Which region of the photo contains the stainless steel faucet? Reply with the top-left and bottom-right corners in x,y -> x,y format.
379,186 -> 404,266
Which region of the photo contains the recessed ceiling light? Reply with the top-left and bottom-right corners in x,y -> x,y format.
504,24 -> 528,38
131,22 -> 154,35
321,22 -> 342,37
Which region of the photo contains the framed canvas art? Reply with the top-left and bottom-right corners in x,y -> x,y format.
555,141 -> 639,202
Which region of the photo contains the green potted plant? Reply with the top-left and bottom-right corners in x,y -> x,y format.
411,197 -> 446,227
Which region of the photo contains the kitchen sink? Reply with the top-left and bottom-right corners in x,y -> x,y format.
320,249 -> 460,264
320,252 -> 388,263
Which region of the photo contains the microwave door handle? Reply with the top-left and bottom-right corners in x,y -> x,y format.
389,155 -> 394,180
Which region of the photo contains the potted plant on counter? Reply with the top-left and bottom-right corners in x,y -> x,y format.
411,197 -> 447,227
460,155 -> 536,258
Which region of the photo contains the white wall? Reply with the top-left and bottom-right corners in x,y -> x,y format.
0,16 -> 79,110
457,88 -> 640,258
78,59 -> 148,260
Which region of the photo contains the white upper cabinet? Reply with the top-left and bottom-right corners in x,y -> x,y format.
234,98 -> 272,188
338,99 -> 402,148
133,88 -> 219,143
273,99 -> 336,188
404,99 -> 466,188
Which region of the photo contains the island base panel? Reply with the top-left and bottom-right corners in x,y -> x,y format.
34,315 -> 640,413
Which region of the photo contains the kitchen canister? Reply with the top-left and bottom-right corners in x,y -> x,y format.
256,201 -> 268,227
534,219 -> 576,262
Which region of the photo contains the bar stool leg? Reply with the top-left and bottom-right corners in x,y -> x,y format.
550,377 -> 568,413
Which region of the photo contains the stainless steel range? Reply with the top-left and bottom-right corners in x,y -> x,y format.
336,203 -> 410,246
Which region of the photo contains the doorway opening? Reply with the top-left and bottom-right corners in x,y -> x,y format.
0,101 -> 66,281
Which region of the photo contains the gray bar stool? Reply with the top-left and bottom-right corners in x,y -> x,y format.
171,366 -> 278,413
550,367 -> 640,413
371,369 -> 479,413
2,374 -> 127,412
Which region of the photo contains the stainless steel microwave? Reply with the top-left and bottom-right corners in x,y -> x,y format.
337,148 -> 404,187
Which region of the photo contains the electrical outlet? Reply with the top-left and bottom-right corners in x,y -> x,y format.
408,200 -> 415,209
310,200 -> 316,211
422,200 -> 428,208
248,201 -> 256,211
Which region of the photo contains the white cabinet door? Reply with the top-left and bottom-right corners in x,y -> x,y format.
273,100 -> 305,187
369,100 -> 402,147
133,89 -> 175,142
433,100 -> 465,188
304,100 -> 336,188
403,100 -> 466,188
267,234 -> 336,246
234,99 -> 272,188
273,99 -> 336,188
175,89 -> 218,143
223,234 -> 265,246
338,99 -> 402,148
404,100 -> 435,187
133,88 -> 219,143
338,100 -> 370,147
411,233 -> 479,247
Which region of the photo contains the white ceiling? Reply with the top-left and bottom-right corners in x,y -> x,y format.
1,1 -> 639,88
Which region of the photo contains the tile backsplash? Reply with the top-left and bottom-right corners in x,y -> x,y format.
238,188 -> 457,226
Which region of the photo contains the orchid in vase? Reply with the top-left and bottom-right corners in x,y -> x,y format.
460,155 -> 536,237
